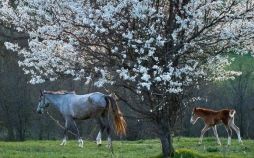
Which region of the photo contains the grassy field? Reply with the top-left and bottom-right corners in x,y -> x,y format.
0,137 -> 253,158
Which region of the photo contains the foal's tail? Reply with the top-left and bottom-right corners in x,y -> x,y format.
105,95 -> 127,136
229,109 -> 236,118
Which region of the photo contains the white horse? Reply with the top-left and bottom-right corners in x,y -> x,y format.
36,90 -> 126,149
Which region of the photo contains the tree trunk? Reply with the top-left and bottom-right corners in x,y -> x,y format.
160,134 -> 174,158
238,95 -> 244,138
5,112 -> 15,140
158,123 -> 175,158
6,123 -> 15,141
38,127 -> 43,140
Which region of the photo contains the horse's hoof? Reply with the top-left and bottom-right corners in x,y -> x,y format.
106,145 -> 112,149
96,140 -> 102,146
60,139 -> 67,146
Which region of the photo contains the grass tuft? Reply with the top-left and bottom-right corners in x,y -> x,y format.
206,147 -> 220,152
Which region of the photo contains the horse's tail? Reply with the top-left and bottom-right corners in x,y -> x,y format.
105,95 -> 127,136
229,109 -> 236,118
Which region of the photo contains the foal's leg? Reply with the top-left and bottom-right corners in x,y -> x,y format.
199,125 -> 210,144
230,120 -> 243,144
225,119 -> 233,145
225,126 -> 232,145
212,125 -> 221,145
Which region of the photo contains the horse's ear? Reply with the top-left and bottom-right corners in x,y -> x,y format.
109,93 -> 119,101
40,89 -> 43,96
194,107 -> 197,111
113,93 -> 119,100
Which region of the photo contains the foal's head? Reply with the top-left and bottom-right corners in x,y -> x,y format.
36,90 -> 50,114
190,107 -> 200,125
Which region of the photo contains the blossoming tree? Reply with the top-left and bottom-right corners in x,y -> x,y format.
1,0 -> 254,157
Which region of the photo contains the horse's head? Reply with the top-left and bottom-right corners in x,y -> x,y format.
36,90 -> 50,114
190,107 -> 200,125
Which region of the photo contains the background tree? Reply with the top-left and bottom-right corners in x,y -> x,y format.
1,0 -> 254,157
219,54 -> 254,138
183,54 -> 254,139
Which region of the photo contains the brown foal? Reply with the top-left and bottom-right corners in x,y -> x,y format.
190,107 -> 243,145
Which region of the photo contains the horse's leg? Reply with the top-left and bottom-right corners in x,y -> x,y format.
212,125 -> 221,145
96,118 -> 105,146
106,126 -> 112,149
60,119 -> 69,146
230,119 -> 243,144
106,125 -> 114,154
104,116 -> 113,153
199,125 -> 210,144
96,130 -> 102,146
72,120 -> 83,148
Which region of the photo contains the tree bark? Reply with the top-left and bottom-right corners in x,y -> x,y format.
6,122 -> 15,141
158,123 -> 175,158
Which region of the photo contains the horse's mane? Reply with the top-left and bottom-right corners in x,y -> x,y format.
196,107 -> 217,112
44,90 -> 76,95
195,107 -> 219,115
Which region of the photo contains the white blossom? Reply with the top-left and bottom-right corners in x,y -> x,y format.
4,42 -> 20,52
0,0 -> 253,98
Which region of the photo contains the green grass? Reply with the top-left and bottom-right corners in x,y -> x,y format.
0,137 -> 253,158
173,137 -> 253,158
